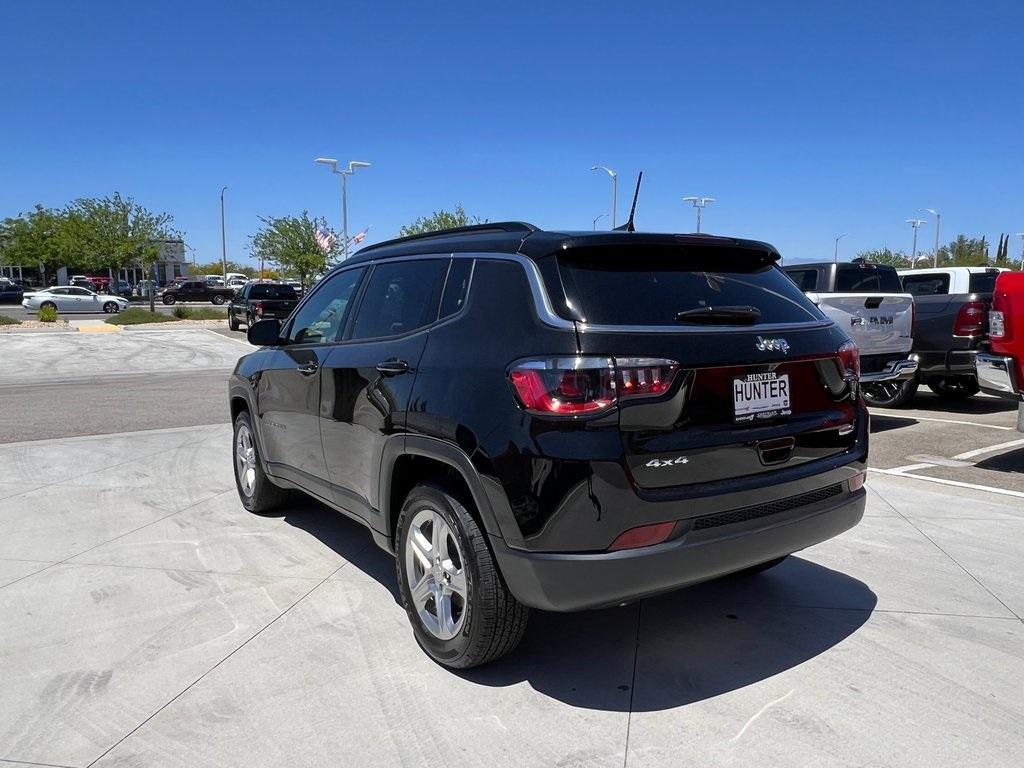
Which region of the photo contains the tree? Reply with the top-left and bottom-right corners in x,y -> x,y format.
0,205 -> 71,283
248,211 -> 337,289
399,204 -> 482,237
855,248 -> 911,268
192,260 -> 252,277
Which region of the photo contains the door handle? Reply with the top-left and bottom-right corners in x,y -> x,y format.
376,360 -> 409,376
296,362 -> 319,376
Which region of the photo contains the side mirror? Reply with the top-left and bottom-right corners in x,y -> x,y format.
247,319 -> 283,347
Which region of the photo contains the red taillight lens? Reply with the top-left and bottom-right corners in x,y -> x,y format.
255,301 -> 265,318
608,521 -> 676,551
837,341 -> 860,378
954,301 -> 986,336
508,357 -> 679,416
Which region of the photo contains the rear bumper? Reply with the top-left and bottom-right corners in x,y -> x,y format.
493,484 -> 866,612
912,349 -> 980,377
976,353 -> 1022,399
859,356 -> 918,384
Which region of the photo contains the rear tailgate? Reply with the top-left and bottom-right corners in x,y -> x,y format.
809,292 -> 914,357
554,245 -> 862,493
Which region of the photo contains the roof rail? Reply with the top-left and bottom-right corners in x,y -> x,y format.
355,221 -> 539,254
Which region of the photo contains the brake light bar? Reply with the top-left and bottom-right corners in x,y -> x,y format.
508,356 -> 680,416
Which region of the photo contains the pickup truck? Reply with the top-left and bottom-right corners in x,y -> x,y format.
897,267 -> 1006,400
161,280 -> 236,305
976,271 -> 1024,432
227,282 -> 299,331
784,260 -> 918,406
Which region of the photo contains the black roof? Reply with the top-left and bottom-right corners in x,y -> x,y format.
344,221 -> 780,265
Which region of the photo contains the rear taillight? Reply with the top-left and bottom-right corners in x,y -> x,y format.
255,301 -> 264,318
508,356 -> 679,416
953,301 -> 986,336
989,310 -> 1005,339
837,341 -> 860,379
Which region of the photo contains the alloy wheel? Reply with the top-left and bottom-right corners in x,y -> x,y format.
404,508 -> 468,641
235,423 -> 257,497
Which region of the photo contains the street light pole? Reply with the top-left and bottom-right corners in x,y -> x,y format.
316,158 -> 372,261
592,213 -> 607,230
906,219 -> 926,268
220,186 -> 228,284
922,208 -> 941,267
683,197 -> 716,233
590,166 -> 617,228
833,233 -> 847,263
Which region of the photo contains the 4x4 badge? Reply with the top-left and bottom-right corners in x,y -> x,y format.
755,336 -> 790,354
645,457 -> 690,468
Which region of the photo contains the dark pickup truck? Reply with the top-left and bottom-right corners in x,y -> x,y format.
227,283 -> 299,331
897,267 -> 1005,400
161,280 -> 237,305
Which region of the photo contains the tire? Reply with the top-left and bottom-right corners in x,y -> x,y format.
163,295 -> 176,305
103,301 -> 119,314
926,375 -> 979,400
232,411 -> 290,514
40,301 -> 57,311
395,482 -> 528,669
730,556 -> 788,577
212,294 -> 226,305
228,311 -> 239,331
861,378 -> 918,408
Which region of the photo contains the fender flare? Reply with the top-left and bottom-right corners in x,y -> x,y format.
378,435 -> 520,549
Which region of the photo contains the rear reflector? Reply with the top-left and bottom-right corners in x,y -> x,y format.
608,521 -> 676,551
848,472 -> 866,491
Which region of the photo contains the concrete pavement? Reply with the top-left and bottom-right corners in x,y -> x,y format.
0,424 -> 1021,767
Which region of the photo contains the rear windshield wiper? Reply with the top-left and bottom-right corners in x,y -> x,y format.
675,305 -> 762,325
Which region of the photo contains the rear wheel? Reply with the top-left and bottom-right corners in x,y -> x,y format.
39,301 -> 57,312
163,295 -> 176,305
927,375 -> 979,400
212,294 -> 226,305
861,378 -> 918,408
396,483 -> 528,669
232,411 -> 289,513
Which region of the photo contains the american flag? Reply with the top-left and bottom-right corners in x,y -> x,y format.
350,227 -> 370,245
315,226 -> 338,254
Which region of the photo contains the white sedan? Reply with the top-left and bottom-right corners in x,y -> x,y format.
22,287 -> 130,314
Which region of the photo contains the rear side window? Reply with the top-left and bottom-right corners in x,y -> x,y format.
836,265 -> 903,293
556,250 -> 823,326
249,285 -> 297,300
350,259 -> 449,340
783,268 -> 820,292
969,271 -> 1000,293
439,259 -> 473,318
901,273 -> 950,296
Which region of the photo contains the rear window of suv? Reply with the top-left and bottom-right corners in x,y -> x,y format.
555,248 -> 824,326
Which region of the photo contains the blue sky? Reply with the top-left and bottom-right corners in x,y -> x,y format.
2,0 -> 1022,266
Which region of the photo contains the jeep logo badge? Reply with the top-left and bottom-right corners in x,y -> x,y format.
755,336 -> 790,354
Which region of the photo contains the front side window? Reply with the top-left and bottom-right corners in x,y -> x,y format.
287,268 -> 365,344
350,259 -> 449,340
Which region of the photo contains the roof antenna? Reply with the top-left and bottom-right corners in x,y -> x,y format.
614,171 -> 643,232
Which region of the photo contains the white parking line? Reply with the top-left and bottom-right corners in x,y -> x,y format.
869,411 -> 1015,431
951,438 -> 1024,461
870,467 -> 1024,499
886,463 -> 936,473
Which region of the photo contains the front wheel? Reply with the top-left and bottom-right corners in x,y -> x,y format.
927,376 -> 979,400
232,411 -> 290,513
862,378 -> 918,408
212,294 -> 226,305
103,301 -> 119,314
396,483 -> 528,669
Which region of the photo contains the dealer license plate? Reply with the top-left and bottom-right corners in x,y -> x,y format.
733,372 -> 791,422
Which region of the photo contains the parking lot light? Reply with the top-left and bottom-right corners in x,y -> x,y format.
316,158 -> 372,260
683,196 -> 716,233
921,208 -> 941,267
906,219 -> 926,268
590,166 -> 617,228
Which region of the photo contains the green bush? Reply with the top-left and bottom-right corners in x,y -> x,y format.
172,305 -> 189,319
0,314 -> 19,326
38,305 -> 58,323
178,307 -> 228,320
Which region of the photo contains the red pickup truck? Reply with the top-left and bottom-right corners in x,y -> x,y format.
976,271 -> 1024,432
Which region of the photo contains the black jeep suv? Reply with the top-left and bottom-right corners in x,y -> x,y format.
228,223 -> 867,668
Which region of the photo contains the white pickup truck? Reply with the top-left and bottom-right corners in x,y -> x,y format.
784,260 -> 918,406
